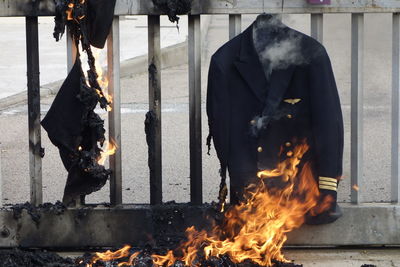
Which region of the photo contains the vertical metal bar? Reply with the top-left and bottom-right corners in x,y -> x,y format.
148,15 -> 162,205
66,30 -> 77,73
392,13 -> 400,204
0,150 -> 2,207
188,15 -> 202,205
351,13 -> 364,204
311,13 -> 323,43
25,16 -> 43,205
229,14 -> 242,40
107,16 -> 122,206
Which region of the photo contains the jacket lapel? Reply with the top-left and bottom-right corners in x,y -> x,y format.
234,23 -> 295,107
234,25 -> 268,103
234,21 -> 295,114
265,65 -> 295,113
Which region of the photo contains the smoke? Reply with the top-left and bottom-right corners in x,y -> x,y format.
250,14 -> 320,137
252,14 -> 315,79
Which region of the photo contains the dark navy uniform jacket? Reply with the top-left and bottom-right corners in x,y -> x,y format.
206,19 -> 344,193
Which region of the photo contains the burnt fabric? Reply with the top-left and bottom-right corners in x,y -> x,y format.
46,0 -> 115,205
207,15 -> 344,222
86,0 -> 116,48
53,0 -> 116,48
152,0 -> 192,23
41,59 -> 109,204
41,60 -> 85,157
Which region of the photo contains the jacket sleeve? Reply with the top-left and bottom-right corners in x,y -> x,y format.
207,56 -> 230,168
309,48 -> 344,185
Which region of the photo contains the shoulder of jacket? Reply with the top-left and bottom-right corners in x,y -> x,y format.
211,33 -> 242,68
286,28 -> 330,64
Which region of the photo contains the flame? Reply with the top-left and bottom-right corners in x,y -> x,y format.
92,48 -> 113,111
89,143 -> 328,266
93,48 -> 109,91
90,245 -> 140,266
97,140 -> 117,165
66,0 -> 86,21
66,3 -> 74,21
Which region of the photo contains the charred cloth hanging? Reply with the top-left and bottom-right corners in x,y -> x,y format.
152,0 -> 192,23
41,0 -> 116,206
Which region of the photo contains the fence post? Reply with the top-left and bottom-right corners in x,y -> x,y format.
311,14 -> 323,43
108,16 -> 123,206
0,150 -> 2,207
350,13 -> 364,204
188,15 -> 202,205
229,14 -> 242,40
26,16 -> 43,206
148,15 -> 163,205
392,13 -> 400,204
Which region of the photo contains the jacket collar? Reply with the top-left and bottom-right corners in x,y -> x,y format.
234,24 -> 268,103
234,21 -> 295,106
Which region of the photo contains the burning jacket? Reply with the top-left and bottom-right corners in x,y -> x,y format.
206,15 -> 344,198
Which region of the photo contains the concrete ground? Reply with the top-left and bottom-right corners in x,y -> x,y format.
283,248 -> 400,267
0,13 -> 396,205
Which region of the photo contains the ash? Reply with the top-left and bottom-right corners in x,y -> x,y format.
0,249 -> 74,267
7,201 -> 66,224
77,247 -> 303,267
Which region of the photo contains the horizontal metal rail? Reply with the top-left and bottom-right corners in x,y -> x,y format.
0,204 -> 398,247
3,0 -> 400,17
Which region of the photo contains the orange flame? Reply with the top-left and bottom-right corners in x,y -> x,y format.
66,1 -> 87,21
89,143 -> 327,266
90,245 -> 140,266
66,3 -> 74,21
352,184 -> 359,191
92,48 -> 113,111
97,140 -> 117,165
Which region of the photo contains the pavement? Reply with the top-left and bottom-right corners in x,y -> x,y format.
282,248 -> 400,267
0,16 -> 188,99
0,14 -> 396,205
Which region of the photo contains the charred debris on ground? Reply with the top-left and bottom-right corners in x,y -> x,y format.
0,248 -> 379,267
0,247 -> 303,267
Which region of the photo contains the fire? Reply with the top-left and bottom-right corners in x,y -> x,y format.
89,143 -> 327,266
93,48 -> 113,111
90,245 -> 141,266
97,140 -> 117,165
66,3 -> 74,21
66,0 -> 86,21
93,49 -> 109,91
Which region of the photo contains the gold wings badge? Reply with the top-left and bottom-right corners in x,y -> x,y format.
284,98 -> 302,105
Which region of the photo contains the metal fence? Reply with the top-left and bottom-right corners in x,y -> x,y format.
0,0 -> 400,247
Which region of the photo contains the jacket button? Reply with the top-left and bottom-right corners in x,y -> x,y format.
287,114 -> 293,119
285,142 -> 291,147
287,151 -> 293,157
257,147 -> 263,153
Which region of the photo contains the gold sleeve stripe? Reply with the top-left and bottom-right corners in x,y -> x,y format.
319,185 -> 337,191
319,176 -> 337,183
319,181 -> 337,187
